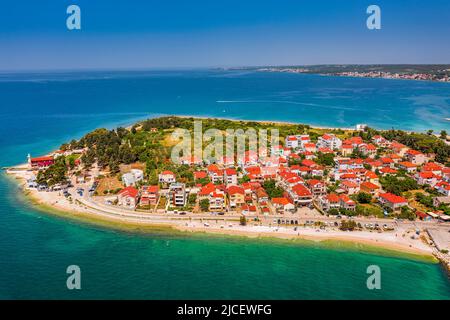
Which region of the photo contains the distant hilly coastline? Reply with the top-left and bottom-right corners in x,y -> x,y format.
229,64 -> 450,82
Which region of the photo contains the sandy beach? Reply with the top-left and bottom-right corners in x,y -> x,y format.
6,168 -> 440,261
175,114 -> 357,131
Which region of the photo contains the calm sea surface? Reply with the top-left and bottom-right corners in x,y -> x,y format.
0,70 -> 449,299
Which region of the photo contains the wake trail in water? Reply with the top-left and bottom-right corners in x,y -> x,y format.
216,100 -> 356,111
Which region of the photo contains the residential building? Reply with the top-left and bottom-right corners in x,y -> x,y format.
319,193 -> 340,212
224,168 -> 238,185
140,185 -> 159,206
360,181 -> 380,196
405,149 -> 427,165
340,181 -> 359,195
306,179 -> 326,196
398,161 -> 418,173
317,133 -> 342,150
28,154 -> 55,170
378,193 -> 408,211
433,196 -> 450,208
117,186 -> 139,209
288,184 -> 313,207
272,197 -> 295,213
122,169 -> 144,187
209,191 -> 226,211
159,170 -> 176,184
256,187 -> 269,203
227,185 -> 245,208
169,183 -> 186,207
340,194 -> 356,211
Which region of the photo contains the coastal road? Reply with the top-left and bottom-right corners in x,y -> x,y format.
69,188 -> 450,234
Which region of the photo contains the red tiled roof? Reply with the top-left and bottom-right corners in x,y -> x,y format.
380,167 -> 398,174
360,181 -> 379,190
31,156 -> 54,162
199,183 -> 216,196
380,157 -> 394,164
318,147 -> 334,153
341,180 -> 358,188
272,197 -> 290,205
379,193 -> 407,204
292,184 -> 312,196
365,171 -> 378,179
224,168 -> 237,175
423,162 -> 442,171
302,159 -> 316,167
340,173 -> 357,179
246,166 -> 261,175
227,185 -> 245,195
211,192 -> 224,198
416,211 -> 428,219
418,171 -> 435,179
407,149 -> 422,156
118,186 -> 139,198
307,179 -> 322,187
256,188 -> 268,198
207,164 -> 219,172
141,185 -> 159,193
340,194 -> 355,205
194,171 -> 207,179
327,193 -> 340,203
399,161 -> 417,168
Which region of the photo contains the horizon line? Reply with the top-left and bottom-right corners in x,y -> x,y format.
2,63 -> 450,74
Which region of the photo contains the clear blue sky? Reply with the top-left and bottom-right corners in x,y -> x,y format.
1,0 -> 449,71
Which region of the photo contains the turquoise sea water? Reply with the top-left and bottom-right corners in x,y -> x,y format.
0,70 -> 449,299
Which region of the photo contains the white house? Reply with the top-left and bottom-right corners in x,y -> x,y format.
159,170 -> 176,184
169,183 -> 186,207
117,186 -> 139,208
122,169 -> 144,187
317,134 -> 342,151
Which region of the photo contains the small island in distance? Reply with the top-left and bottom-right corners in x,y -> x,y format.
231,64 -> 450,82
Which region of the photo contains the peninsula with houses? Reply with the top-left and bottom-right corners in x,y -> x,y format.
5,116 -> 450,268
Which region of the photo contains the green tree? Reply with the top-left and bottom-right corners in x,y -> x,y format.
356,192 -> 372,204
328,208 -> 339,215
239,175 -> 250,184
262,180 -> 284,199
188,194 -> 197,206
316,152 -> 335,166
200,199 -> 209,212
398,206 -> 415,221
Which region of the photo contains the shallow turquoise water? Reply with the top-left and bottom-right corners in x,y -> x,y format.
0,70 -> 449,299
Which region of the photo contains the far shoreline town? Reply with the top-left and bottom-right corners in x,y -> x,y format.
232,64 -> 450,82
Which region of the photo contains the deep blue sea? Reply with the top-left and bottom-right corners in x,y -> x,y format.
0,70 -> 449,299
